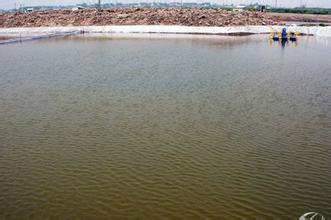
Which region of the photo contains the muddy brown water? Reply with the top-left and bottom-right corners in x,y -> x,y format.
0,35 -> 330,219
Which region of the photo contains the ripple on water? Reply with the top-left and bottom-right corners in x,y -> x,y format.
0,36 -> 330,219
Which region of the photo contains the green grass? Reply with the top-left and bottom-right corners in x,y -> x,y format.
270,8 -> 331,15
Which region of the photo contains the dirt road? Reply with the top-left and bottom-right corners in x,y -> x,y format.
270,13 -> 331,23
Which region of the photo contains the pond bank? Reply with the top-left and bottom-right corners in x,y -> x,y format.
0,25 -> 331,38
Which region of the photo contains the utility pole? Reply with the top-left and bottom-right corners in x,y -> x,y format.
98,0 -> 101,8
275,0 -> 278,8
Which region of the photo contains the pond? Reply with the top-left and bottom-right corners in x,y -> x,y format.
0,34 -> 330,219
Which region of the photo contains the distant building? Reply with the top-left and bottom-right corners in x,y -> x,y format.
255,4 -> 270,12
233,5 -> 246,12
200,3 -> 212,8
182,2 -> 199,8
72,6 -> 85,11
139,3 -> 151,8
20,7 -> 35,12
20,6 -> 57,12
169,2 -> 182,7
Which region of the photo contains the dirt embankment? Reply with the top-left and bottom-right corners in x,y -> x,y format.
0,8 -> 279,28
270,13 -> 331,23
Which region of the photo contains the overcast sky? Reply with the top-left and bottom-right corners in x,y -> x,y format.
1,0 -> 331,9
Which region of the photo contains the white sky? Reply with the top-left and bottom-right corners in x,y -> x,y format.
1,0 -> 331,9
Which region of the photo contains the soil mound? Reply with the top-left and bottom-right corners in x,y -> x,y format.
0,8 -> 279,28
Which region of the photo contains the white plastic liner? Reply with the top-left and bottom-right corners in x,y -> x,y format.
0,25 -> 330,37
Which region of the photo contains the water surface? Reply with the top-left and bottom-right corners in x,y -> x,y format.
0,35 -> 330,219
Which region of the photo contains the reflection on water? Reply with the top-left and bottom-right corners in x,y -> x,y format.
0,36 -> 15,44
0,35 -> 330,219
68,33 -> 262,49
269,38 -> 299,48
0,36 -> 11,40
